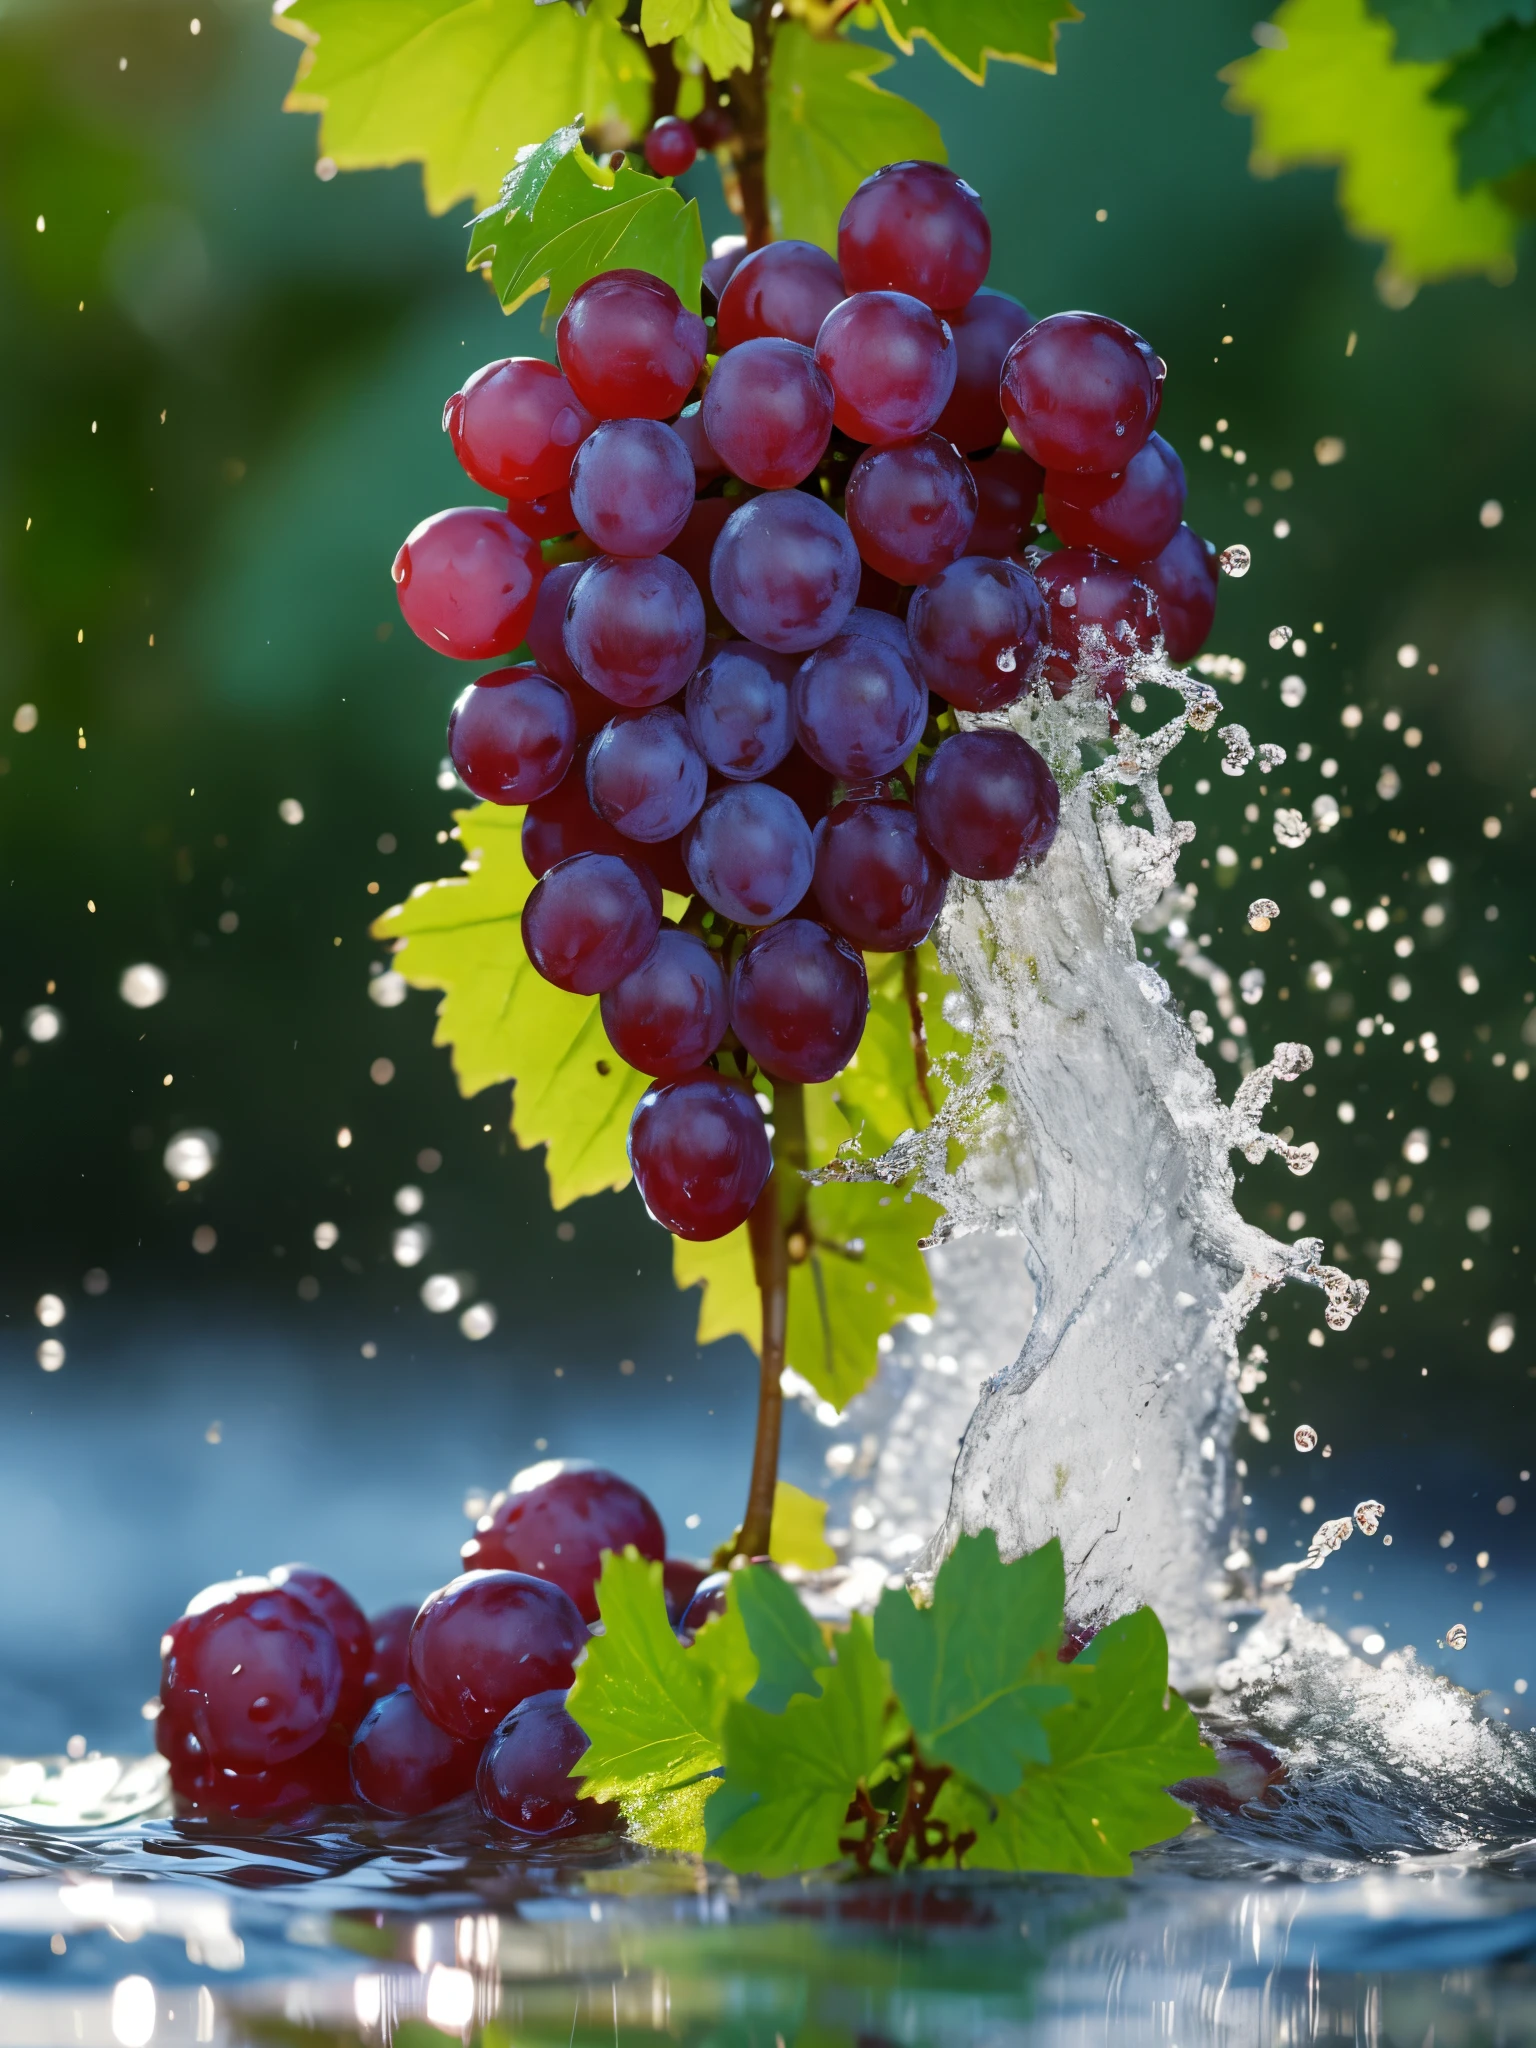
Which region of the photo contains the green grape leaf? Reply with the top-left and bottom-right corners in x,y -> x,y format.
672,1225 -> 758,1350
874,1533 -> 1070,1796
1435,19 -> 1536,184
706,1615 -> 891,1875
1222,0 -> 1519,288
370,803 -> 647,1210
832,944 -> 968,1155
934,1607 -> 1214,1874
734,1562 -> 828,1713
276,0 -> 651,215
641,0 -> 753,79
1370,0 -> 1534,62
766,22 -> 945,250
766,1481 -> 837,1570
871,0 -> 1082,83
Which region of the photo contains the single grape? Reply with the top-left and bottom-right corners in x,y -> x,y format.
448,670 -> 576,805
363,1604 -> 418,1702
268,1564 -> 372,1731
664,497 -> 737,619
1034,547 -> 1159,702
1045,431 -> 1186,562
521,748 -> 632,875
503,489 -> 577,542
164,1578 -> 343,1768
916,730 -> 1060,880
392,507 -> 543,662
762,744 -> 836,826
812,799 -> 948,950
715,240 -> 846,351
408,1570 -> 587,1741
966,446 -> 1046,558
685,641 -> 797,780
462,1461 -> 666,1621
569,417 -> 696,557
1140,522 -> 1219,663
664,1558 -> 709,1626
564,553 -> 706,706
730,919 -> 869,1084
673,402 -> 728,487
443,357 -> 595,501
349,1684 -> 480,1815
792,630 -> 928,780
586,705 -> 707,842
845,432 -> 977,585
692,107 -> 736,152
684,783 -> 814,926
1000,313 -> 1160,475
702,338 -> 834,490
172,1733 -> 355,1817
644,116 -> 697,177
709,490 -> 860,652
842,604 -> 912,655
676,1571 -> 729,1640
521,850 -> 662,995
837,161 -> 990,312
906,554 -> 1042,712
478,1689 -> 615,1836
600,929 -> 728,1078
556,270 -> 708,422
528,560 -> 590,698
628,1071 -> 773,1239
814,292 -> 957,446
934,290 -> 1034,454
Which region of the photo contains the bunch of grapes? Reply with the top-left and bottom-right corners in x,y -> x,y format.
155,1461 -> 703,1830
393,160 -> 1218,1245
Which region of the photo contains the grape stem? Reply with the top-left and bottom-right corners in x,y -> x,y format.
740,1076 -> 806,1556
725,7 -> 775,249
902,949 -> 935,1117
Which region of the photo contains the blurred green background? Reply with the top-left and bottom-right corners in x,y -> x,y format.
0,0 -> 1532,1750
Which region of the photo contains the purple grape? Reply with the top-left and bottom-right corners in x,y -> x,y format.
586,706 -> 708,842
664,1558 -> 709,1627
702,338 -> 835,490
1034,547 -> 1158,702
462,1462 -> 666,1622
684,783 -> 814,926
665,497 -> 736,618
522,746 -> 633,875
163,1580 -> 342,1769
709,491 -> 861,652
528,559 -> 589,693
730,919 -> 869,1083
478,1690 -> 615,1837
935,290 -> 1034,453
564,553 -> 706,706
350,1685 -> 481,1816
684,641 -> 797,780
448,670 -> 577,805
837,161 -> 990,312
842,605 -> 912,655
521,850 -> 662,994
676,1571 -> 730,1639
813,292 -> 957,446
628,1070 -> 773,1239
1045,431 -> 1186,563
965,446 -> 1046,558
409,1570 -> 587,1741
791,631 -> 928,780
601,929 -> 728,1078
644,116 -> 697,177
916,730 -> 1059,880
716,240 -> 845,350
267,1563 -> 372,1731
845,432 -> 977,585
906,555 -> 1043,712
812,799 -> 948,950
569,417 -> 696,557
1001,313 -> 1162,475
1142,522 -> 1218,663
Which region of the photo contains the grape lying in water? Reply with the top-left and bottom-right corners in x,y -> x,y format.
350,1684 -> 481,1816
164,1578 -> 343,1769
478,1689 -> 615,1836
462,1461 -> 666,1622
408,1570 -> 587,1740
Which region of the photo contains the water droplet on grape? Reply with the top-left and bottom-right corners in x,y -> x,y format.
1354,1498 -> 1386,1536
1294,1424 -> 1318,1452
1445,1623 -> 1468,1650
996,647 -> 1016,672
1218,544 -> 1251,578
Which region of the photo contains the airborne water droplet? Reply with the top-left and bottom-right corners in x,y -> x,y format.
1354,1498 -> 1386,1536
1446,1623 -> 1468,1650
1294,1423 -> 1318,1452
1219,544 -> 1251,578
1268,624 -> 1293,650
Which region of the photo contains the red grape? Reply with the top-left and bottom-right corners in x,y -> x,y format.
503,489 -> 577,542
1034,547 -> 1158,702
268,1563 -> 372,1731
569,417 -> 696,557
628,1070 -> 773,1239
601,928 -> 728,1078
556,270 -> 707,422
408,1570 -> 587,1741
715,240 -> 846,350
916,729 -> 1059,880
684,783 -> 814,926
674,402 -> 728,486
693,107 -> 736,152
564,553 -> 706,706
812,798 -> 948,950
677,1571 -> 729,1639
349,1685 -> 480,1815
392,507 -> 542,662
1045,431 -> 1186,562
664,1557 -> 709,1625
845,432 -> 978,585
685,640 -> 797,780
730,918 -> 869,1083
363,1604 -> 418,1702
1140,522 -> 1218,663
586,705 -> 708,842
443,357 -> 595,501
935,290 -> 1034,453
1001,313 -> 1160,475
837,161 -> 990,312
165,1579 -> 343,1769
521,850 -> 662,994
462,1460 -> 665,1621
814,292 -> 957,446
478,1690 -> 615,1836
701,338 -> 834,489
172,1734 -> 354,1817
906,554 -> 1042,712
644,116 -> 697,177
448,671 -> 577,805
522,747 -> 632,875
965,446 -> 1045,557
709,490 -> 860,652
791,630 -> 928,779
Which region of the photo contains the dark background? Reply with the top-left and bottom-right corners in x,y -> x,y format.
0,0 -> 1531,1754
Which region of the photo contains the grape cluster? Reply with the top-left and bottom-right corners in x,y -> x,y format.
397,160 -> 1218,1245
156,1461 -> 701,1830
